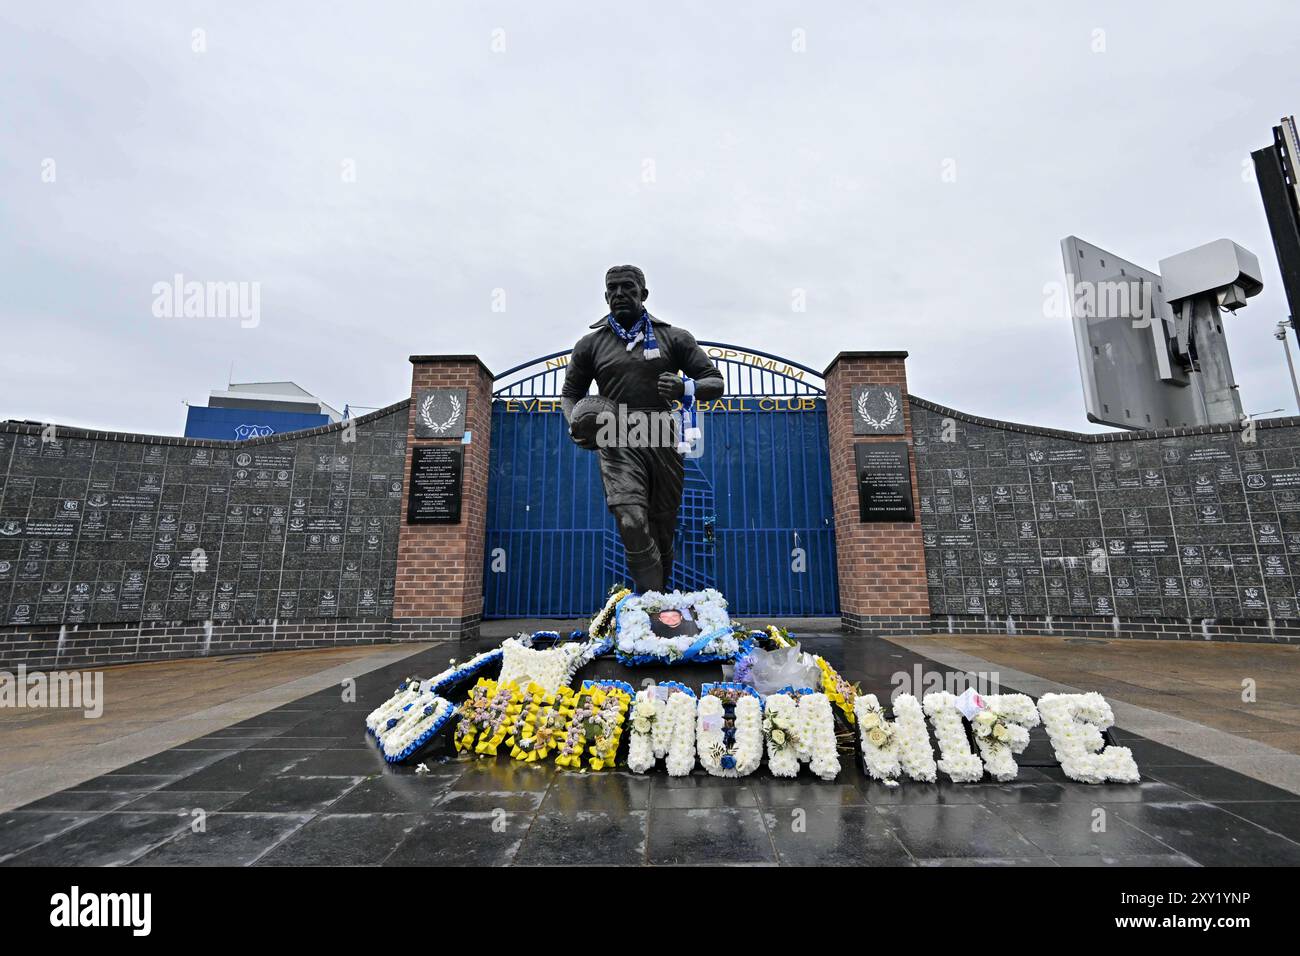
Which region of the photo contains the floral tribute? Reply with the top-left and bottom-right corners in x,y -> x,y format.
372,688 -> 458,764
554,680 -> 633,771
969,693 -> 1041,782
922,689 -> 1042,783
365,645 -> 508,763
359,600 -> 1143,788
505,682 -> 574,763
429,645 -> 511,695
589,584 -> 632,639
454,678 -> 522,757
763,626 -> 858,725
1037,692 -> 1141,783
856,693 -> 937,785
763,688 -> 840,780
614,589 -> 740,665
697,682 -> 764,777
496,637 -> 590,695
365,646 -> 502,738
923,691 -> 988,783
365,677 -> 427,739
627,681 -> 697,776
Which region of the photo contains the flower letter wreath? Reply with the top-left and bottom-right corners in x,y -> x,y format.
361,599 -> 1141,789
697,682 -> 764,777
555,680 -> 633,771
763,686 -> 840,781
857,693 -> 937,785
628,681 -> 698,776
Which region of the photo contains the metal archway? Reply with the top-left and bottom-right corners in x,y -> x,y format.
492,341 -> 825,398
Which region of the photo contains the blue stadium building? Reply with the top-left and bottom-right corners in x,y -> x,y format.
183,381 -> 342,440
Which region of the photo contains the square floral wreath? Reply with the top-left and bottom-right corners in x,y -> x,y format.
614,588 -> 742,665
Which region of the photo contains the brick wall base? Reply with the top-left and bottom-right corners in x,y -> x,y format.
391,615 -> 481,641
13,608 -> 1291,671
928,613 -> 1300,645
0,617 -> 453,670
841,613 -> 933,637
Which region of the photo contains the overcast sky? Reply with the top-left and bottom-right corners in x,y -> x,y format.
3,2 -> 1299,436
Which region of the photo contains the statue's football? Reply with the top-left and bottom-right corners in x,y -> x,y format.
569,396 -> 617,448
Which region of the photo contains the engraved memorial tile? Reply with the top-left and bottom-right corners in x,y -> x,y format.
851,385 -> 905,436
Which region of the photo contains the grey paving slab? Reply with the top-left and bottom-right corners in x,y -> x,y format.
898,636 -> 1300,797
4,632 -> 1299,867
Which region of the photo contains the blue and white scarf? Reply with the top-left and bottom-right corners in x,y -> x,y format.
606,310 -> 660,360
677,376 -> 702,455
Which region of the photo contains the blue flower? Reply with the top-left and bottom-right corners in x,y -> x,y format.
733,655 -> 755,685
720,754 -> 736,770
386,718 -> 398,729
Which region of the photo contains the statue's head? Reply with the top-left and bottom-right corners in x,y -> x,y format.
605,265 -> 648,322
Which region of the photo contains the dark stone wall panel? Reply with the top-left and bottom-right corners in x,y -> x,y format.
911,397 -> 1300,623
0,405 -> 408,629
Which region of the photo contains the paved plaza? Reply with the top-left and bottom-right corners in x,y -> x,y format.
2,632 -> 1298,867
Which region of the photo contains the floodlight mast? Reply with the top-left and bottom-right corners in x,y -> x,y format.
1252,117 -> 1300,336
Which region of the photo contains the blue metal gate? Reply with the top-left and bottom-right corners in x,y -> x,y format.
483,343 -> 838,618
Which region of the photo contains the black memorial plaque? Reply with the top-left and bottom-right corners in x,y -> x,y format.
855,441 -> 915,522
407,445 -> 464,524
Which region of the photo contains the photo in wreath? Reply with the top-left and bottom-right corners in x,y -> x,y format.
649,607 -> 700,640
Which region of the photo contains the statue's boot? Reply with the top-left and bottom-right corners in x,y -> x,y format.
626,541 -> 664,593
660,547 -> 675,594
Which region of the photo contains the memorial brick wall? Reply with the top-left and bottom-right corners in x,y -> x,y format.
0,403 -> 409,664
9,363 -> 1300,669
824,351 -> 931,636
392,355 -> 495,639
910,396 -> 1300,640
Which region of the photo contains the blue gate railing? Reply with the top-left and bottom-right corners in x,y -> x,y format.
483,342 -> 839,618
483,401 -> 608,618
693,401 -> 838,616
599,458 -> 716,595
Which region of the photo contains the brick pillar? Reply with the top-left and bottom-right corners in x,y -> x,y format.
393,355 -> 493,640
824,351 -> 931,636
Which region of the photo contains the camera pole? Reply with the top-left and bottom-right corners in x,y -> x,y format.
1276,320 -> 1300,414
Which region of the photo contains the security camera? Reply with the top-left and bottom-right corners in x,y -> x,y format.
1217,284 -> 1249,312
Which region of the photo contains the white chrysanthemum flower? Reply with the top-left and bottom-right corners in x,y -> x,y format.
628,687 -> 697,775
924,692 -> 985,783
613,591 -> 735,663
1038,692 -> 1140,784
